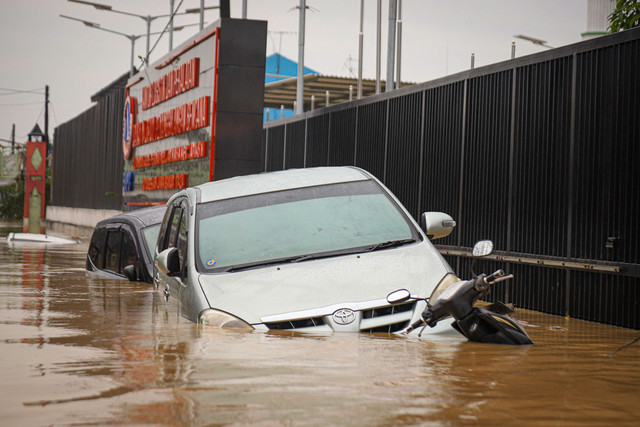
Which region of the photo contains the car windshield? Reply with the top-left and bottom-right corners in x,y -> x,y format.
142,224 -> 161,259
196,180 -> 419,272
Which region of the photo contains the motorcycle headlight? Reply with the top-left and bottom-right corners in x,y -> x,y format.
429,273 -> 461,303
198,309 -> 254,331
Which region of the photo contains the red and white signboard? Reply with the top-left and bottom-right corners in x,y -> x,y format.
121,18 -> 267,206
123,25 -> 220,204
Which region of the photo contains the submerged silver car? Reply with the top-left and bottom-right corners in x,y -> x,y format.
154,167 -> 457,334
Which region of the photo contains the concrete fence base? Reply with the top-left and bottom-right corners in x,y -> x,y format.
46,206 -> 122,229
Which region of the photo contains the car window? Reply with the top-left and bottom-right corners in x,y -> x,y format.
157,205 -> 175,253
120,231 -> 139,273
158,206 -> 180,252
88,227 -> 107,269
142,224 -> 160,259
176,206 -> 188,267
196,180 -> 417,271
167,208 -> 181,249
157,198 -> 189,267
105,230 -> 122,273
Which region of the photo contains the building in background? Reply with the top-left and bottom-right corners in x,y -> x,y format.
264,53 -> 318,121
582,0 -> 616,39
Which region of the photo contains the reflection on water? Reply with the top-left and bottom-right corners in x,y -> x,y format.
0,220 -> 638,426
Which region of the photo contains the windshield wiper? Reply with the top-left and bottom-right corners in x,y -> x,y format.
222,253 -> 324,272
363,238 -> 416,253
221,240 -> 416,272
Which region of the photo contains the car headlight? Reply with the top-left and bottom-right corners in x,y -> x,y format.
198,309 -> 254,331
429,272 -> 461,303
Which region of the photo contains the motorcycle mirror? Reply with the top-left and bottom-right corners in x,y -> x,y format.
387,289 -> 411,304
472,240 -> 494,257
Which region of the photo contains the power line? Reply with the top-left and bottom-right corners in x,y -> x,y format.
0,101 -> 43,107
35,104 -> 45,127
0,87 -> 44,96
49,101 -> 59,128
146,0 -> 185,64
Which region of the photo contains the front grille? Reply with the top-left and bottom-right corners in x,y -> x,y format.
265,316 -> 325,330
362,301 -> 414,319
362,321 -> 409,334
264,301 -> 416,332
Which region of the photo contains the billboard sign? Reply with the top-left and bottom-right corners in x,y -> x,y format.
122,19 -> 267,207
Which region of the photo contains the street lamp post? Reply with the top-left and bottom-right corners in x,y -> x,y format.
67,0 -> 219,63
60,15 -> 194,76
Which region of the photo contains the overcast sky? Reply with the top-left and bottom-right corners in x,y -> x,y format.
1,0 -> 588,144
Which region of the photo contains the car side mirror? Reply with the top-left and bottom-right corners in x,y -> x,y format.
420,212 -> 456,239
123,264 -> 138,281
156,247 -> 181,276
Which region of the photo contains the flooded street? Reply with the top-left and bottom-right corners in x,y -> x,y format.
1,221 -> 639,426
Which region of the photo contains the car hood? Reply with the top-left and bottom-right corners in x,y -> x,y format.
197,242 -> 452,325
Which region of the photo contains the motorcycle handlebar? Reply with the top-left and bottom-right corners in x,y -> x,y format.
490,274 -> 514,284
405,318 -> 425,334
485,269 -> 505,282
484,269 -> 514,285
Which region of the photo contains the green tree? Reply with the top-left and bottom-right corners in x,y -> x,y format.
0,181 -> 24,220
609,0 -> 640,32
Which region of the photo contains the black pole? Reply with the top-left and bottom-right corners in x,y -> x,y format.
44,85 -> 49,143
11,124 -> 15,154
220,0 -> 230,18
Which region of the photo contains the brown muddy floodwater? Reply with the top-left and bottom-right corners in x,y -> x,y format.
0,221 -> 639,426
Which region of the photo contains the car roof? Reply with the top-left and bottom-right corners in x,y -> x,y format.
196,167 -> 371,203
95,205 -> 166,229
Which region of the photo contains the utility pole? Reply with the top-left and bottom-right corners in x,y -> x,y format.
44,85 -> 49,144
296,0 -> 306,115
220,0 -> 230,18
357,0 -> 364,99
375,0 -> 381,94
200,0 -> 205,29
169,0 -> 174,50
396,0 -> 402,90
386,0 -> 397,92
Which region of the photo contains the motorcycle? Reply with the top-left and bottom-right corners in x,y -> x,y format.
389,240 -> 533,345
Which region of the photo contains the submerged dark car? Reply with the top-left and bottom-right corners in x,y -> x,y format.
86,205 -> 166,283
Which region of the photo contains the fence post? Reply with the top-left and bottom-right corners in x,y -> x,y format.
505,64 -> 518,303
566,52 -> 579,317
456,79 -> 469,273
264,125 -> 269,171
282,122 -> 287,170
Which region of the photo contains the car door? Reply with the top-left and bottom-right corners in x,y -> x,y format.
154,198 -> 189,316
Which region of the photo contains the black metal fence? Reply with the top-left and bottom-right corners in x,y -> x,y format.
52,88 -> 124,210
263,28 -> 640,329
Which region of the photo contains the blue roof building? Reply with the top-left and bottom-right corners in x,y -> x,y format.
264,53 -> 318,121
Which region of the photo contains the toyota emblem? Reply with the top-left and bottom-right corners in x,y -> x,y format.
332,308 -> 356,325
